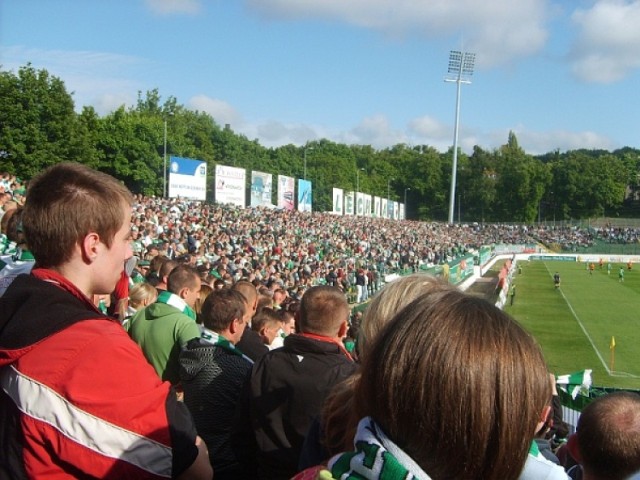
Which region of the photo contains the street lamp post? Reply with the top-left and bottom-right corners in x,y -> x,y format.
163,118 -> 168,199
387,178 -> 394,219
303,146 -> 313,180
445,50 -> 475,224
356,168 -> 364,193
404,187 -> 410,219
356,168 -> 364,215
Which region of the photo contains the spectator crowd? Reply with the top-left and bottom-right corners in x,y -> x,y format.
1,164 -> 639,479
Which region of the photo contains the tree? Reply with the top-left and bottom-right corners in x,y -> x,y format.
494,132 -> 550,222
0,64 -> 78,177
463,146 -> 497,222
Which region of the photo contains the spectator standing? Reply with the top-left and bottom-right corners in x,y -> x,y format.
236,286 -> 357,480
234,280 -> 270,362
251,307 -> 282,348
0,163 -> 211,479
0,208 -> 35,297
127,264 -> 202,385
180,289 -> 253,479
121,282 -> 158,328
566,392 -> 640,480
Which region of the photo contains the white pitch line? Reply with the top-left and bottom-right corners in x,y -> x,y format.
558,288 -> 611,375
543,264 -> 611,375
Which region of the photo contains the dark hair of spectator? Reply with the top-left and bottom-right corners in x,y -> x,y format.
159,259 -> 179,280
200,288 -> 246,332
167,264 -> 200,294
251,307 -> 281,333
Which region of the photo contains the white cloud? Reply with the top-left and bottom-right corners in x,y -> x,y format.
245,0 -> 550,67
188,95 -> 243,127
408,115 -> 451,143
339,114 -> 409,148
255,121 -> 318,145
92,93 -> 136,114
145,0 -> 202,15
569,0 -> 640,83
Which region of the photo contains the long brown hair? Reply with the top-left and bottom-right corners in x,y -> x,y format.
356,290 -> 550,480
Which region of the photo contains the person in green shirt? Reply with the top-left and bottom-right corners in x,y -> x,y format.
127,264 -> 202,385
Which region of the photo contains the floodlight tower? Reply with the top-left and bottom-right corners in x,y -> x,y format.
445,50 -> 475,224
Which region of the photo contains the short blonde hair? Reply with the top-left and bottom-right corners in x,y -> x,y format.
128,283 -> 158,310
358,274 -> 452,359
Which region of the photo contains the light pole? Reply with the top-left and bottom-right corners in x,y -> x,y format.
404,188 -> 410,219
163,118 -> 168,199
303,146 -> 313,180
356,168 -> 364,215
356,168 -> 364,193
445,50 -> 475,224
387,178 -> 394,219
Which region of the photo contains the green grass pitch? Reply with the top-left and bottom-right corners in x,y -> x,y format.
504,260 -> 640,390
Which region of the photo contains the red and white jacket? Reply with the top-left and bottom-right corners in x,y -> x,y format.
0,269 -> 198,479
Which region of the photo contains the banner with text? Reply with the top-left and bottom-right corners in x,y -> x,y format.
374,196 -> 381,217
278,175 -> 295,211
215,164 -> 246,207
381,198 -> 388,219
332,188 -> 343,215
345,191 -> 355,215
356,192 -> 364,216
364,194 -> 372,217
250,171 -> 273,207
297,179 -> 312,212
168,156 -> 207,200
387,200 -> 394,219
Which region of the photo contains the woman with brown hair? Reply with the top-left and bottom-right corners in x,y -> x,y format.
296,289 -> 554,480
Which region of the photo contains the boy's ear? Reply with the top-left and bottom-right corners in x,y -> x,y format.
81,232 -> 101,264
338,320 -> 348,338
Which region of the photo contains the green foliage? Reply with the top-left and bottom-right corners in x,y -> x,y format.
0,64 -> 79,176
1,64 -> 639,222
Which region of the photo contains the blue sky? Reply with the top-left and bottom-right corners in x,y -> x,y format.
1,0 -> 639,155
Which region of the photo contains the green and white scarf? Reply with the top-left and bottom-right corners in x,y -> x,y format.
328,417 -> 432,480
200,327 -> 253,363
556,369 -> 592,399
156,290 -> 197,320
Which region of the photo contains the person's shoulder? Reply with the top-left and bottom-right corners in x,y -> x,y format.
35,319 -> 164,386
519,453 -> 569,480
65,319 -> 148,353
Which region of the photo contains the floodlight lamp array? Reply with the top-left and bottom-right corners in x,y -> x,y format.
462,53 -> 476,76
447,50 -> 475,78
448,51 -> 463,74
